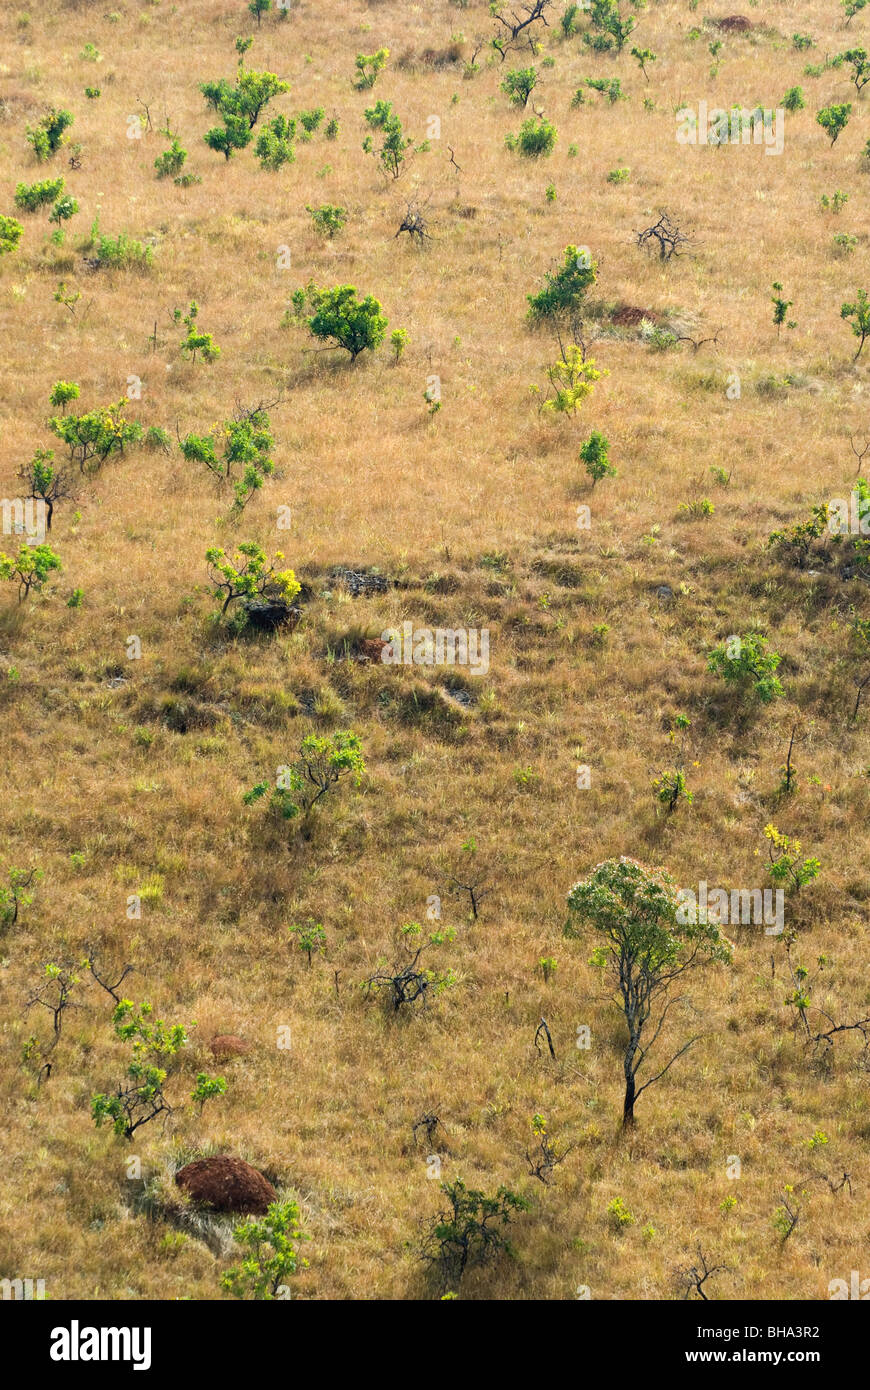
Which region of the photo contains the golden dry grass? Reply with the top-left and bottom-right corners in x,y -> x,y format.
0,0 -> 869,1301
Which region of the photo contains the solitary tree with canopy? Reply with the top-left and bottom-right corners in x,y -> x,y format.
565,856 -> 731,1129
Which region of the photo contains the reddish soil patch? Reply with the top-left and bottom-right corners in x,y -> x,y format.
611,305 -> 659,327
356,638 -> 389,664
175,1157 -> 276,1215
713,16 -> 753,31
210,1034 -> 250,1060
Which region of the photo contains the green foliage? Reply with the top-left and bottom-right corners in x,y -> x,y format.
527,244 -> 597,324
96,231 -> 153,270
362,100 -> 412,178
49,398 -> 142,474
607,1196 -> 635,1229
842,46 -> 870,92
205,116 -> 252,160
631,45 -> 656,79
560,3 -> 581,38
607,166 -> 630,184
0,544 -> 61,602
770,281 -> 794,333
295,282 -> 388,361
26,108 -> 73,161
582,78 -> 625,105
49,194 -> 78,227
505,115 -> 557,156
542,346 -> 607,416
49,380 -> 80,412
184,408 -> 276,510
816,102 -> 851,144
844,0 -> 869,24
221,1200 -> 308,1300
90,999 -> 201,1140
764,824 -> 821,894
586,0 -> 636,53
191,1072 -> 227,1110
14,176 -> 64,212
501,67 -> 538,107
206,541 -> 299,618
297,106 -> 325,135
565,857 -> 731,1126
144,426 -> 171,453
355,47 -> 389,90
420,1179 -> 530,1286
782,86 -> 805,111
0,866 -> 40,929
248,0 -> 271,25
245,731 -> 365,819
255,114 -> 296,168
175,300 -> 220,364
390,326 -> 409,361
579,428 -> 615,485
0,214 -> 24,256
17,446 -> 74,530
289,920 -> 326,965
306,202 -> 347,237
652,768 -> 693,814
201,69 -> 290,129
154,138 -> 187,178
792,33 -> 814,51
707,632 -> 784,703
820,189 -> 849,212
841,287 -> 870,358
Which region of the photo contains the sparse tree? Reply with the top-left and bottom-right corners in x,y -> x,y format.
565,857 -> 731,1128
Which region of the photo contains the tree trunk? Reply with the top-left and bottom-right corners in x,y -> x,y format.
622,1073 -> 636,1129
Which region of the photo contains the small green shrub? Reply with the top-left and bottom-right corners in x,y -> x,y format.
15,177 -> 64,211
505,116 -> 557,157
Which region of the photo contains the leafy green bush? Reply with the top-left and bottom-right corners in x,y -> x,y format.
355,47 -> 389,90
420,1179 -> 530,1287
501,67 -> 537,108
841,287 -> 870,358
294,282 -> 388,361
245,731 -> 365,819
0,866 -> 40,929
26,108 -> 73,161
49,398 -> 142,473
154,138 -> 187,179
175,300 -> 220,363
0,544 -> 61,601
298,106 -> 324,135
527,245 -> 597,325
580,429 -> 616,486
90,999 -> 219,1140
306,203 -> 347,237
707,632 -> 784,703
362,100 -> 412,178
14,177 -> 64,212
505,115 -> 557,157
206,542 -> 299,618
817,102 -> 851,144
96,231 -> 153,270
782,86 -> 805,111
0,215 -> 24,256
221,1200 -> 308,1300
205,115 -> 252,161
184,409 -> 276,510
255,114 -> 296,169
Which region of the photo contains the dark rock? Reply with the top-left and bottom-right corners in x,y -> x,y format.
244,600 -> 301,632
